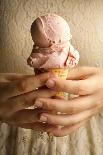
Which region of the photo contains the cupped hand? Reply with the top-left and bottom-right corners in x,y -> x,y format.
0,72 -> 56,132
35,67 -> 103,136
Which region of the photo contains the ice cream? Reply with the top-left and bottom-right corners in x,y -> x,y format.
27,14 -> 79,69
27,14 -> 80,99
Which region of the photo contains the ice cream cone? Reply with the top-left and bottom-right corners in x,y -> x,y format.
35,68 -> 69,100
47,68 -> 69,100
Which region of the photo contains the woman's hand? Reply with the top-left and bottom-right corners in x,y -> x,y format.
0,72 -> 56,132
35,67 -> 103,136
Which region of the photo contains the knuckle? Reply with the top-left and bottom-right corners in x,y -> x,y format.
42,101 -> 50,109
16,95 -> 32,109
43,100 -> 55,110
22,95 -> 30,106
73,117 -> 78,124
17,80 -> 27,92
76,82 -> 86,95
49,102 -> 56,110
60,83 -> 68,92
44,102 -> 51,109
48,117 -> 55,124
71,117 -> 78,124
68,106 -> 77,114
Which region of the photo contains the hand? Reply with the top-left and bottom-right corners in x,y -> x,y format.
0,72 -> 56,132
35,67 -> 103,136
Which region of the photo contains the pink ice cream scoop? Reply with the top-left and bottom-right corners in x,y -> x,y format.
27,14 -> 79,69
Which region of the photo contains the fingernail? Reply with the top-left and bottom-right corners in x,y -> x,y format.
48,132 -> 53,136
35,100 -> 43,108
46,79 -> 55,88
40,115 -> 47,122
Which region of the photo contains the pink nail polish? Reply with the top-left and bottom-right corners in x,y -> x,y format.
40,115 -> 47,122
35,100 -> 43,108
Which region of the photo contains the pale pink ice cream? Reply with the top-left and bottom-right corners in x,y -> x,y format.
27,14 -> 79,68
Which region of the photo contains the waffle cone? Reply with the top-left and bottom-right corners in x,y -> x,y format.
47,68 -> 69,99
35,68 -> 69,99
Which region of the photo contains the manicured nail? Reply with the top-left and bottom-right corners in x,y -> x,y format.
46,79 -> 55,88
40,115 -> 47,122
35,100 -> 43,108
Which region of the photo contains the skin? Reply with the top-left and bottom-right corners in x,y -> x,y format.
1,67 -> 103,137
35,67 -> 103,137
0,72 -> 57,132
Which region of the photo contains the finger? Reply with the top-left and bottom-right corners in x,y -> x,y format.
67,67 -> 100,80
2,109 -> 52,124
46,76 -> 96,95
0,73 -> 29,82
0,77 -> 9,83
35,95 -> 96,114
1,88 -> 56,116
49,119 -> 89,137
13,122 -> 58,133
1,72 -> 53,98
5,73 -> 29,81
39,107 -> 99,126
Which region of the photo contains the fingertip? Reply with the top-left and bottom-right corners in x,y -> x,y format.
45,79 -> 56,88
48,126 -> 61,137
48,132 -> 54,136
49,130 -> 62,137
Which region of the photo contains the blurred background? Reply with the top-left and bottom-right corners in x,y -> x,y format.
0,0 -> 103,74
0,1 -> 103,155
